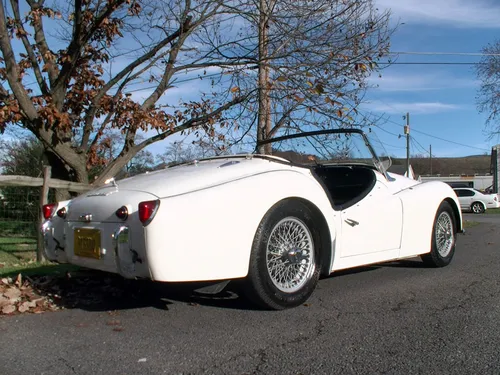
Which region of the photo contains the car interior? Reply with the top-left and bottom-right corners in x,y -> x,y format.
312,165 -> 377,210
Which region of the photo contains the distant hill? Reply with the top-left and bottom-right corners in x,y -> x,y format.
392,155 -> 491,176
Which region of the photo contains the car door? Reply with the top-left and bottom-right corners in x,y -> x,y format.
454,189 -> 468,209
461,189 -> 475,209
339,174 -> 403,258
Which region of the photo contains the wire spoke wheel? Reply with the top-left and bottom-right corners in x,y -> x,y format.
435,211 -> 455,257
421,201 -> 457,268
266,217 -> 315,293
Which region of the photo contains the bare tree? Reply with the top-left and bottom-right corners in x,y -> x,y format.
218,0 -> 394,153
477,40 -> 500,138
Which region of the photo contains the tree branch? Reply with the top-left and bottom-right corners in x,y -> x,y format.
139,93 -> 251,149
29,1 -> 59,85
51,0 -> 127,106
9,0 -> 49,95
99,16 -> 193,101
0,1 -> 38,120
92,92 -> 251,185
83,76 -> 130,151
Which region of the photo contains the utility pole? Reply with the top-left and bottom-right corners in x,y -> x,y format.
430,144 -> 432,176
404,112 -> 410,178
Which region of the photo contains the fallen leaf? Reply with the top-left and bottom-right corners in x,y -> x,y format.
15,274 -> 22,287
3,288 -> 21,301
18,301 -> 31,313
0,295 -> 9,308
113,327 -> 124,332
1,304 -> 16,314
106,320 -> 121,326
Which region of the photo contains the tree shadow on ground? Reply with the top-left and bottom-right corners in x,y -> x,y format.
24,258 -> 428,313
27,270 -> 259,312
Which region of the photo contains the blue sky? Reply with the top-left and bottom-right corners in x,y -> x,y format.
5,0 -> 500,161
365,0 -> 500,158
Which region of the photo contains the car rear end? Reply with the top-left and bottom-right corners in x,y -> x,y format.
41,186 -> 159,279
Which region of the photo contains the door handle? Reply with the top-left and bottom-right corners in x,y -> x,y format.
344,218 -> 359,227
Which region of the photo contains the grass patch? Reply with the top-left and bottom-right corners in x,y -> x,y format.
0,250 -> 20,265
486,208 -> 500,215
463,220 -> 480,228
0,242 -> 81,278
0,236 -> 37,253
0,262 -> 80,278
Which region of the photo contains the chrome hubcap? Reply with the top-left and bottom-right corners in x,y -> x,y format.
436,211 -> 454,257
472,204 -> 482,213
266,217 -> 315,293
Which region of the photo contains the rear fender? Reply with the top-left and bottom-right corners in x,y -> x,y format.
145,170 -> 338,282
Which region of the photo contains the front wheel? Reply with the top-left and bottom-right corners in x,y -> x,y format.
244,200 -> 322,310
471,202 -> 485,214
421,201 -> 457,267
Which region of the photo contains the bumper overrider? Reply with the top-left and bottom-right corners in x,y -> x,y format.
112,225 -> 143,279
41,220 -> 68,264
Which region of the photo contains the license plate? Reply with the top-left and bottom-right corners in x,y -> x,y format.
74,228 -> 101,259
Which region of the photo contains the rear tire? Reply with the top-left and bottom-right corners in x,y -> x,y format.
244,200 -> 322,310
421,201 -> 457,267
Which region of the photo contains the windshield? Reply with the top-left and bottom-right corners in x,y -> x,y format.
258,129 -> 392,173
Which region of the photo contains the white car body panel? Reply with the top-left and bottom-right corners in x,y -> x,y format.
146,163 -> 338,282
338,175 -> 403,258
41,133 -> 463,288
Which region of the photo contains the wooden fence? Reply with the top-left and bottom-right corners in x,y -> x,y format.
0,166 -> 90,262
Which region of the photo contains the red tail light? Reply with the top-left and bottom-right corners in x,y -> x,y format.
115,206 -> 129,220
56,207 -> 67,218
138,200 -> 160,225
42,203 -> 57,220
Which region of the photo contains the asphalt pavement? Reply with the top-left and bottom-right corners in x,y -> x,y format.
1,222 -> 500,375
463,212 -> 500,224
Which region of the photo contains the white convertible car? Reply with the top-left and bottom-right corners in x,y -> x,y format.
41,129 -> 463,310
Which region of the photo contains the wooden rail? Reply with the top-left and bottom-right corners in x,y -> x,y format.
0,167 -> 91,261
0,175 -> 90,192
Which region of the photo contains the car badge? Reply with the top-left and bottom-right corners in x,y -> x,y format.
79,214 -> 92,222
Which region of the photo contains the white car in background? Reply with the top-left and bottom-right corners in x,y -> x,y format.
453,188 -> 500,214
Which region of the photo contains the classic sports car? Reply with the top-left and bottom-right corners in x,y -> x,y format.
41,129 -> 463,310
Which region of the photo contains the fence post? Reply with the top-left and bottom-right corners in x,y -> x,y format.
37,166 -> 51,262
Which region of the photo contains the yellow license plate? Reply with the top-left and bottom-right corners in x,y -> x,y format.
74,228 -> 101,259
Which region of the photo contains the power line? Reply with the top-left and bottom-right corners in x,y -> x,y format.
383,118 -> 490,152
379,62 -> 483,65
371,123 -> 401,138
388,51 -> 499,57
411,136 -> 431,156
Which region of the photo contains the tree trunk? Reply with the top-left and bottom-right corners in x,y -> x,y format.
257,0 -> 272,155
44,145 -> 89,201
